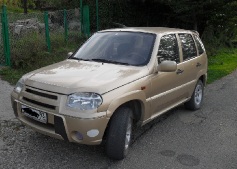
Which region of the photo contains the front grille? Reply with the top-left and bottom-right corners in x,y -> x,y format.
23,97 -> 56,110
22,114 -> 55,129
26,88 -> 58,100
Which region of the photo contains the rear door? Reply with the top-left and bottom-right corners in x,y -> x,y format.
178,33 -> 205,95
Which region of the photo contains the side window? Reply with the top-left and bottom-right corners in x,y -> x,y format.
157,34 -> 179,63
179,34 -> 197,60
194,35 -> 205,55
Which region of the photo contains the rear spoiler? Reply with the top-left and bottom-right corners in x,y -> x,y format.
191,30 -> 199,36
112,22 -> 127,28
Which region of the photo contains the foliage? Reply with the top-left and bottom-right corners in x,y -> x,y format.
0,31 -> 87,84
202,1 -> 237,54
30,0 -> 80,10
10,32 -> 46,69
0,67 -> 27,84
10,32 -> 86,70
1,0 -> 38,9
0,0 -> 21,6
0,0 -> 36,12
5,5 -> 24,12
1,0 -> 237,85
1,47 -> 237,85
3,0 -> 236,45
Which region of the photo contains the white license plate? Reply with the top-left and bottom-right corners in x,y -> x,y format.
21,105 -> 47,124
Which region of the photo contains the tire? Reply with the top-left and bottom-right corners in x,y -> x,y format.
185,80 -> 204,110
105,107 -> 133,160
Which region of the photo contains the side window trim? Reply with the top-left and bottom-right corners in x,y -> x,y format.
175,33 -> 183,63
192,34 -> 199,56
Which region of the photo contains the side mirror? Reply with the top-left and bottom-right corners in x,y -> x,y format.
67,52 -> 73,58
158,60 -> 177,72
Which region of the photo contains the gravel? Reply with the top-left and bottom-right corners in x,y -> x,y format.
0,79 -> 14,121
0,69 -> 237,169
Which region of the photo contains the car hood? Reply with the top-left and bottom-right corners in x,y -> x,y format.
24,59 -> 149,95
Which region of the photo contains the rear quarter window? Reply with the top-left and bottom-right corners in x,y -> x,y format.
194,35 -> 205,55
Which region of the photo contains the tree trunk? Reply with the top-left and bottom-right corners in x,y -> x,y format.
23,0 -> 28,14
193,11 -> 198,31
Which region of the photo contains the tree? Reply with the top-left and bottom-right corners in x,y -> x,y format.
23,0 -> 27,13
203,1 -> 237,47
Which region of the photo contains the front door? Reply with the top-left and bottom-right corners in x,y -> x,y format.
150,34 -> 187,118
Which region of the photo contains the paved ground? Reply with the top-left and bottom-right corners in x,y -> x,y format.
0,70 -> 237,169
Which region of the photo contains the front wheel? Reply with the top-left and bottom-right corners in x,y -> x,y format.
185,80 -> 204,110
105,107 -> 133,160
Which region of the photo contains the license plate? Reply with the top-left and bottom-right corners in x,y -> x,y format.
21,105 -> 47,124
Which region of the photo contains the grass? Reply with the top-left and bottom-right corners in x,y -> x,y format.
0,68 -> 27,84
207,48 -> 237,83
1,47 -> 237,85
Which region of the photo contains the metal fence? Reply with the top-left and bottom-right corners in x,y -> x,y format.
1,5 -> 10,66
0,5 -> 83,67
7,11 -> 46,65
0,26 -> 6,66
0,1 -> 106,67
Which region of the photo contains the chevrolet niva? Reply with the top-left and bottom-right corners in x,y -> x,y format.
11,27 -> 207,160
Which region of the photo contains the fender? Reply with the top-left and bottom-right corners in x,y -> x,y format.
106,90 -> 149,119
196,70 -> 207,85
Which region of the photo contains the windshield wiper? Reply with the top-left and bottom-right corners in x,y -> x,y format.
91,59 -> 130,65
70,57 -> 91,61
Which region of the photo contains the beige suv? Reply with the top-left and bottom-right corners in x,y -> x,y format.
11,27 -> 207,160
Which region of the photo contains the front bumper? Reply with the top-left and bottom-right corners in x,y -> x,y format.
11,91 -> 110,145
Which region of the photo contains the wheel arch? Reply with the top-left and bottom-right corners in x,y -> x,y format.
108,99 -> 145,124
198,73 -> 207,86
106,90 -> 147,121
103,98 -> 145,143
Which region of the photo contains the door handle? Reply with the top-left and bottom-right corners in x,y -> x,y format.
176,69 -> 184,74
196,62 -> 201,67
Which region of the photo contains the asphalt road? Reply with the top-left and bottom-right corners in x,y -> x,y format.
0,70 -> 237,169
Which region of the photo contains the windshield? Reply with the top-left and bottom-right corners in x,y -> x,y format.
71,31 -> 156,66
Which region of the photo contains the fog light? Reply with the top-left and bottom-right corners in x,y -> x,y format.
87,129 -> 99,138
75,131 -> 83,140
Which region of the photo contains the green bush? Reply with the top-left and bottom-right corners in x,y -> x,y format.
231,40 -> 237,48
10,32 -> 46,70
10,31 -> 87,71
1,31 -> 86,84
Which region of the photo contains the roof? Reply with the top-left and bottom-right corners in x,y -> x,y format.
100,27 -> 196,35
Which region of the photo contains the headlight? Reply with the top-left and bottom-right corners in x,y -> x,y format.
14,78 -> 24,93
67,92 -> 103,110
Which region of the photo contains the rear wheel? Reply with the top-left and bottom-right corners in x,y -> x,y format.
105,107 -> 133,160
185,80 -> 204,110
